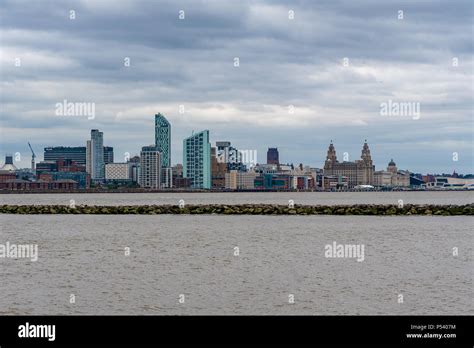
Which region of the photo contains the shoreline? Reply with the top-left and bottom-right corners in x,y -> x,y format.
0,189 -> 465,194
1,204 -> 472,215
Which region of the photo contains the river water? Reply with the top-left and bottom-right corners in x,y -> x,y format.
1,191 -> 473,206
0,192 -> 472,315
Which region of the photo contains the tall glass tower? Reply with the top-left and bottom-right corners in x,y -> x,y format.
90,129 -> 104,179
183,130 -> 211,189
154,113 -> 171,168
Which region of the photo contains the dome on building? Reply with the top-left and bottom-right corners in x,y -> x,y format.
388,159 -> 396,167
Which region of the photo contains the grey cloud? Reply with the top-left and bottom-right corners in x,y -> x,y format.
0,0 -> 472,173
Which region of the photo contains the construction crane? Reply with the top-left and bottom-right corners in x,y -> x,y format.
28,142 -> 36,172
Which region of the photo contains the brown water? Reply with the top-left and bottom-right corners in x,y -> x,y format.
0,214 -> 471,315
0,191 -> 473,206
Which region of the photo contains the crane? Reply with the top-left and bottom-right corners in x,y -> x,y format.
28,142 -> 36,172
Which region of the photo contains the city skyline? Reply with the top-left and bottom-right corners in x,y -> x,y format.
0,0 -> 472,174
1,121 -> 471,176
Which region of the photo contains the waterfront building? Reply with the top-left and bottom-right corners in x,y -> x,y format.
267,148 -> 279,165
374,170 -> 393,187
104,146 -> 114,164
225,170 -> 258,190
139,145 -> 161,189
323,140 -> 375,188
36,159 -> 85,174
155,113 -> 171,168
374,159 -> 410,188
253,163 -> 278,174
183,130 -> 211,189
44,146 -> 86,165
37,171 -> 90,189
105,163 -> 132,181
88,129 -> 105,180
45,146 -> 112,167
254,174 -> 290,190
0,170 -> 16,183
322,175 -> 349,190
211,147 -> 227,188
291,175 -> 316,190
155,113 -> 172,188
86,142 -> 92,174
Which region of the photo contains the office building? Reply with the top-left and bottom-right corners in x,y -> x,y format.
225,170 -> 258,190
155,113 -> 171,167
86,129 -> 105,180
44,146 -> 86,165
211,147 -> 227,188
139,145 -> 161,189
183,130 -> 211,189
105,163 -> 132,181
155,113 -> 172,188
104,146 -> 114,164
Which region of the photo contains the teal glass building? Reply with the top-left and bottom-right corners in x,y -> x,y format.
154,113 -> 171,168
183,130 -> 211,189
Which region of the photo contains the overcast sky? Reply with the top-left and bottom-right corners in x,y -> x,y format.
1,0 -> 472,173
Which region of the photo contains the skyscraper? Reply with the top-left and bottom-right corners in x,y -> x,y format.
155,113 -> 172,188
103,146 -> 114,164
88,129 -> 104,180
155,113 -> 171,168
139,145 -> 161,189
183,130 -> 211,189
267,148 -> 279,165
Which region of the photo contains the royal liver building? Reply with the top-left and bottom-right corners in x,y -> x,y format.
323,140 -> 375,187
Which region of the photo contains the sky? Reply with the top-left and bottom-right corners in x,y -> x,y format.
0,0 -> 473,174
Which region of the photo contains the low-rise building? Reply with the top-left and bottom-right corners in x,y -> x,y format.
322,175 -> 349,190
225,170 -> 258,190
105,163 -> 131,181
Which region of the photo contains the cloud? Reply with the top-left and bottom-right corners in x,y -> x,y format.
0,0 -> 472,173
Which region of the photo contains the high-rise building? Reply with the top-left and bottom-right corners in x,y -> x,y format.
155,113 -> 171,188
128,156 -> 141,184
139,145 -> 161,189
183,130 -> 211,189
155,113 -> 171,168
86,142 -> 92,174
88,129 -> 104,180
211,147 -> 227,188
267,147 -> 279,165
104,146 -> 114,164
323,140 -> 375,187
